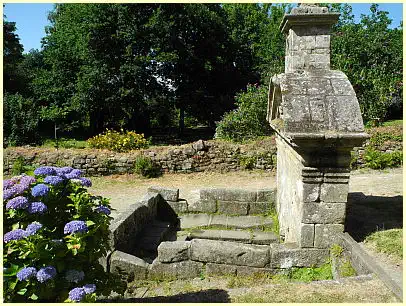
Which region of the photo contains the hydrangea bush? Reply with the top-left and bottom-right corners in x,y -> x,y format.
3,166 -> 125,302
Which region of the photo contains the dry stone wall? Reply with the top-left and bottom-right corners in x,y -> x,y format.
3,139 -> 389,176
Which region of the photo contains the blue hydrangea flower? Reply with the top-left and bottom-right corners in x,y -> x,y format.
17,267 -> 37,281
6,196 -> 29,210
27,202 -> 47,214
64,221 -> 88,235
4,229 -> 28,243
65,169 -> 83,179
65,270 -> 85,283
69,287 -> 86,302
55,166 -> 73,175
82,284 -> 96,294
44,175 -> 64,186
3,179 -> 15,190
26,222 -> 43,235
36,266 -> 57,283
19,175 -> 36,186
31,184 -> 50,197
95,205 -> 111,215
34,166 -> 56,176
79,177 -> 92,187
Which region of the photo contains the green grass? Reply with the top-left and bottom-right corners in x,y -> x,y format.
41,138 -> 88,149
382,119 -> 403,127
364,228 -> 403,259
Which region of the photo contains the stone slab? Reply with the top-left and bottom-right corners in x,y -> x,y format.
217,200 -> 248,215
235,265 -> 275,276
190,239 -> 270,267
188,229 -> 251,243
320,183 -> 349,203
252,231 -> 279,245
110,250 -> 149,281
302,202 -> 346,224
270,244 -> 329,268
248,202 -> 270,215
157,241 -> 191,263
314,224 -> 344,248
187,199 -> 216,213
148,260 -> 203,280
299,223 -> 315,248
148,186 -> 179,201
205,263 -> 237,276
180,214 -> 211,229
166,200 -> 188,213
200,188 -> 257,202
256,189 -> 276,202
211,215 -> 274,230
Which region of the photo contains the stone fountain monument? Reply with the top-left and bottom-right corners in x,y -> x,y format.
267,4 -> 369,248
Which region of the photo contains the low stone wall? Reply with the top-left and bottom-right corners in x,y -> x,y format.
3,139 -> 276,176
3,137 -> 400,176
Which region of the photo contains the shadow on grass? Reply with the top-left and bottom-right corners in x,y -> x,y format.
345,192 -> 403,242
101,289 -> 231,303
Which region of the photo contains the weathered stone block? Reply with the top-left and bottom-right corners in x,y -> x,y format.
205,263 -> 237,276
187,199 -> 216,213
301,183 -> 320,203
190,239 -> 270,268
200,188 -> 256,202
315,35 -> 330,48
270,244 -> 329,268
166,200 -> 188,213
235,266 -> 275,276
298,223 -> 314,248
179,213 -> 211,229
248,202 -> 270,215
110,251 -> 149,281
314,224 -> 344,248
302,202 -> 346,224
217,200 -> 248,215
157,241 -> 191,263
256,189 -> 276,202
148,260 -> 203,280
148,186 -> 179,201
320,183 -> 348,203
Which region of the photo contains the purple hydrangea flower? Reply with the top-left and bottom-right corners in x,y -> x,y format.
19,175 -> 36,186
82,284 -> 96,294
69,287 -> 86,302
44,175 -> 64,186
27,202 -> 47,214
36,266 -> 56,283
3,179 -> 15,190
65,169 -> 83,179
3,188 -> 17,200
26,222 -> 43,235
6,196 -> 29,210
65,270 -> 85,283
95,205 -> 111,215
34,166 -> 56,176
64,221 -> 88,235
17,267 -> 37,281
55,166 -> 73,175
31,184 -> 50,197
4,229 -> 28,243
79,177 -> 92,187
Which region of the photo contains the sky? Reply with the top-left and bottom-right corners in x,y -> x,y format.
3,2 -> 404,54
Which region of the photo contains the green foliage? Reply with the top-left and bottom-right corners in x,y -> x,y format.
238,155 -> 257,170
134,156 -> 161,178
287,262 -> 333,282
3,168 -> 126,302
3,93 -> 41,147
364,148 -> 403,169
215,84 -> 272,142
339,260 -> 357,277
364,228 -> 403,259
41,138 -> 88,149
331,4 -> 403,122
11,157 -> 35,176
330,244 -> 344,258
87,129 -> 149,152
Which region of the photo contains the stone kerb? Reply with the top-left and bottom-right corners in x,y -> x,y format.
268,4 -> 368,249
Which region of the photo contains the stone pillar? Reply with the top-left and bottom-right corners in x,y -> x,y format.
267,4 -> 368,249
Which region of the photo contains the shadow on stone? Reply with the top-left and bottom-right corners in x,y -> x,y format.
104,289 -> 231,303
345,192 -> 403,241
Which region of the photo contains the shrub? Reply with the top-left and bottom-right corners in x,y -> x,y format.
87,129 -> 149,152
11,156 -> 35,176
215,84 -> 273,142
364,148 -> 403,169
134,156 -> 161,178
3,166 -> 125,302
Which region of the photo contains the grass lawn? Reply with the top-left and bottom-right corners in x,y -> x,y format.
364,228 -> 403,261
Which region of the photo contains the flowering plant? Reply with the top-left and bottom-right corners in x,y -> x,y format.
3,166 -> 125,302
87,128 -> 149,152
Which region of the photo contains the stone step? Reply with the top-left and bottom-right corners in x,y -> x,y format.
179,214 -> 274,230
187,229 -> 279,245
